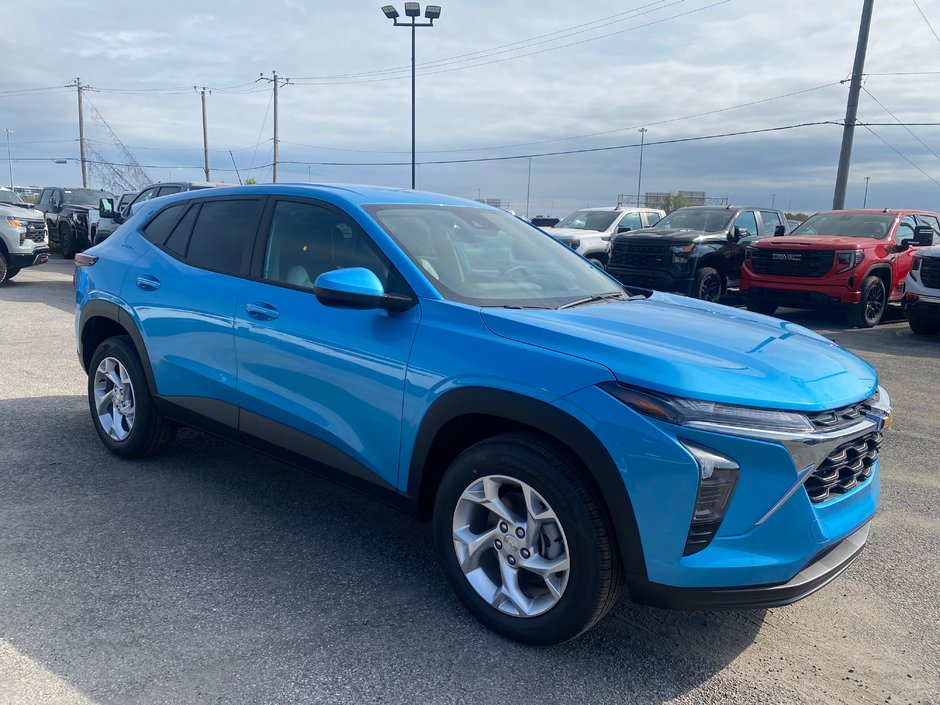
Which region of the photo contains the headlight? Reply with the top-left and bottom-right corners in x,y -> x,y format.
6,216 -> 24,228
835,249 -> 863,273
670,244 -> 694,254
600,382 -> 815,434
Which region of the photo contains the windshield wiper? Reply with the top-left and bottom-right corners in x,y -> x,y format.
557,292 -> 632,310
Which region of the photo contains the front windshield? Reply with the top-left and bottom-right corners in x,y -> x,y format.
364,204 -> 626,308
656,208 -> 733,232
554,210 -> 619,232
0,189 -> 24,205
62,188 -> 112,206
791,213 -> 894,239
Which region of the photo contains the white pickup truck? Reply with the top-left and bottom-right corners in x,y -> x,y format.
903,243 -> 940,335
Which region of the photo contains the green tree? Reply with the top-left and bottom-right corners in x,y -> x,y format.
245,177 -> 257,185
658,192 -> 692,214
785,212 -> 810,222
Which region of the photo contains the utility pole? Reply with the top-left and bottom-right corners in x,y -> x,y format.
833,0 -> 875,210
67,78 -> 90,187
260,71 -> 290,183
196,86 -> 211,181
4,129 -> 12,188
863,176 -> 871,207
525,157 -> 532,219
636,127 -> 648,207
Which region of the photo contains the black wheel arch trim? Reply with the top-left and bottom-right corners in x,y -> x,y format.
406,386 -> 649,582
861,263 -> 892,286
78,298 -> 158,396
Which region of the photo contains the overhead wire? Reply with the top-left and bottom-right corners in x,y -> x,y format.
859,124 -> 940,188
862,87 -> 940,162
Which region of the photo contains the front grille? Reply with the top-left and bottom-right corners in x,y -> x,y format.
609,240 -> 672,270
751,249 -> 834,277
25,221 -> 45,242
804,431 -> 880,503
806,396 -> 876,431
920,257 -> 940,289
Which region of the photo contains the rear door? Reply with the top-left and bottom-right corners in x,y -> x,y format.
122,196 -> 265,426
233,196 -> 421,490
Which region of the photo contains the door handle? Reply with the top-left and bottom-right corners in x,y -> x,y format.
136,274 -> 161,291
245,301 -> 280,321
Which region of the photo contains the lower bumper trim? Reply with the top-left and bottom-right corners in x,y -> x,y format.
630,521 -> 871,610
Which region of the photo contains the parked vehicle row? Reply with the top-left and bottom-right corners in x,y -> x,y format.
0,187 -> 50,284
75,184 -> 892,644
545,206 -> 665,267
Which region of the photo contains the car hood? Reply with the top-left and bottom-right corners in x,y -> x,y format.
915,244 -> 940,257
546,227 -> 605,239
0,202 -> 42,219
616,227 -> 717,242
756,236 -> 877,249
481,293 -> 876,411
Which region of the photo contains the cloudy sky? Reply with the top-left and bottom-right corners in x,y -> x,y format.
3,0 -> 940,216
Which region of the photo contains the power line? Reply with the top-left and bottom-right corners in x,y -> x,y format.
292,1 -> 733,86
860,123 -> 940,188
912,0 -> 940,45
862,86 -> 940,162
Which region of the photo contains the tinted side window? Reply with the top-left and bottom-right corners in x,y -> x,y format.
186,199 -> 262,275
131,187 -> 158,209
896,216 -> 916,245
735,210 -> 758,234
142,204 -> 186,245
916,214 -> 940,244
37,189 -> 51,210
156,185 -> 182,197
164,205 -> 199,256
644,212 -> 663,227
262,200 -> 391,291
760,210 -> 782,231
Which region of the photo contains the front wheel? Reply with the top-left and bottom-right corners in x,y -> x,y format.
6,267 -> 21,280
87,336 -> 176,458
433,432 -> 622,645
847,276 -> 886,328
0,255 -> 8,285
60,224 -> 76,259
692,266 -> 723,302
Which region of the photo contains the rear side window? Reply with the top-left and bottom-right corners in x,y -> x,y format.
142,204 -> 186,245
760,210 -> 782,230
185,199 -> 263,275
164,205 -> 199,256
156,185 -> 182,197
617,212 -> 643,231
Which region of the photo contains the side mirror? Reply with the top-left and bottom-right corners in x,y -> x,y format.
313,267 -> 414,311
773,224 -> 787,237
732,227 -> 748,241
617,226 -> 632,234
899,238 -> 914,252
98,197 -> 115,216
912,224 -> 934,247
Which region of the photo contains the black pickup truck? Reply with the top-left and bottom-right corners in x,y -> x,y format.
606,205 -> 788,301
36,186 -> 114,258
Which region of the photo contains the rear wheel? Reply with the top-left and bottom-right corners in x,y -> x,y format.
60,224 -> 75,259
433,432 -> 622,645
908,319 -> 940,335
847,276 -> 886,328
692,266 -> 722,302
87,336 -> 176,458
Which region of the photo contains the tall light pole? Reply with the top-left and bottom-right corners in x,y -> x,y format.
525,157 -> 532,219
4,129 -> 12,188
382,3 -> 441,190
636,127 -> 648,207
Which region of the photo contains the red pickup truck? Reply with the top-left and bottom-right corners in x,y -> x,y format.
740,209 -> 939,327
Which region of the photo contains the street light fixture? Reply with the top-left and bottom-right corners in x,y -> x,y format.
381,3 -> 441,189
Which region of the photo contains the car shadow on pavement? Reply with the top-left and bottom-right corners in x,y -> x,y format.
0,276 -> 76,316
0,395 -> 762,705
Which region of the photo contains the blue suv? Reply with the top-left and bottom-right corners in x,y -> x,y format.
75,184 -> 892,644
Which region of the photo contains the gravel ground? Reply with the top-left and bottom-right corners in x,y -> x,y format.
0,257 -> 937,705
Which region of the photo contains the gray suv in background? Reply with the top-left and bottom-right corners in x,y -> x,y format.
94,181 -> 232,244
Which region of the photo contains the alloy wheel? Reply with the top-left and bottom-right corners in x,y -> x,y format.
452,474 -> 570,618
93,356 -> 136,441
866,284 -> 885,324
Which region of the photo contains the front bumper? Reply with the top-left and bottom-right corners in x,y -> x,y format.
903,297 -> 940,324
740,264 -> 862,305
631,521 -> 870,609
9,246 -> 51,269
607,266 -> 695,294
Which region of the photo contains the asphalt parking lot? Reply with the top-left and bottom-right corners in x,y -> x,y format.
1,257 -> 937,705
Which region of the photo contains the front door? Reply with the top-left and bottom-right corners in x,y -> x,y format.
234,197 -> 421,490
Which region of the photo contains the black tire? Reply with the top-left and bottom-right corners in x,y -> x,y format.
691,266 -> 722,302
60,224 -> 75,259
87,336 -> 176,458
0,254 -> 8,285
6,267 -> 20,280
908,319 -> 940,335
433,432 -> 623,645
745,298 -> 777,316
847,276 -> 886,328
